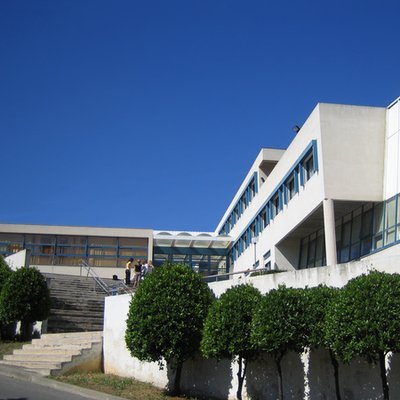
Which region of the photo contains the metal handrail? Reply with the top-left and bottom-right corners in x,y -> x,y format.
80,260 -> 132,295
204,266 -> 285,282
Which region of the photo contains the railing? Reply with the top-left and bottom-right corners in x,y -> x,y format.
204,266 -> 285,283
80,260 -> 132,295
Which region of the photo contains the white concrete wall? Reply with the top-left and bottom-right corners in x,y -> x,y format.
35,264 -> 126,280
220,102 -> 388,275
5,249 -> 29,271
385,98 -> 400,200
319,103 -> 386,202
103,245 -> 400,400
103,294 -> 169,387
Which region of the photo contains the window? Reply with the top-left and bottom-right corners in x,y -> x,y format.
303,154 -> 315,183
249,182 -> 255,200
272,195 -> 280,218
260,209 -> 268,230
250,222 -> 256,239
350,211 -> 361,260
264,250 -> 271,269
360,205 -> 373,255
315,230 -> 325,267
287,176 -> 295,200
340,217 -> 352,263
385,197 -> 396,245
373,203 -> 384,250
234,206 -> 239,222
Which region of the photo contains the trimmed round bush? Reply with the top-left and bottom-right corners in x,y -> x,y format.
0,267 -> 50,340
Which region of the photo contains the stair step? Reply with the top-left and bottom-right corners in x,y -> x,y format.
14,348 -> 81,356
40,331 -> 102,340
4,353 -> 73,362
25,367 -> 53,376
24,342 -> 96,350
0,359 -> 62,369
49,309 -> 104,316
31,337 -> 102,346
4,331 -> 103,376
45,273 -> 108,333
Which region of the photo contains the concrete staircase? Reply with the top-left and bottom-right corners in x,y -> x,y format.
0,331 -> 103,376
45,273 -> 114,333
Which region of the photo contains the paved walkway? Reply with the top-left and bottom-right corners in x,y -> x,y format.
0,363 -> 126,400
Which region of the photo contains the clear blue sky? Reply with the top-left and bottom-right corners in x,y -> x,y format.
1,0 -> 399,232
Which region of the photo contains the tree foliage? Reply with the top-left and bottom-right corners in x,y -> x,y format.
0,255 -> 12,293
251,285 -> 308,400
252,285 -> 308,357
0,267 -> 50,340
201,284 -> 262,400
201,284 -> 261,360
303,285 -> 338,349
125,263 -> 214,394
325,271 -> 400,363
325,271 -> 400,400
303,285 -> 341,400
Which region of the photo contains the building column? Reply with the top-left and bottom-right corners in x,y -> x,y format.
323,198 -> 337,266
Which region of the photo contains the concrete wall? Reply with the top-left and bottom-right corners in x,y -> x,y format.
385,98 -> 400,200
103,246 -> 400,400
35,264 -> 126,280
319,103 -> 386,202
5,249 -> 29,271
217,102 -> 388,275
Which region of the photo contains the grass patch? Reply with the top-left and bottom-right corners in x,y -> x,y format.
53,371 -> 201,400
0,340 -> 27,360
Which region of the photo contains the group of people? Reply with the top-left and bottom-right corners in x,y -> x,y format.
125,258 -> 153,288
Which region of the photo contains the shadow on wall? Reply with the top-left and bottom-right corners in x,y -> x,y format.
308,348 -> 336,400
246,352 -> 305,400
169,354 -> 232,400
388,353 -> 400,396
340,356 -> 383,400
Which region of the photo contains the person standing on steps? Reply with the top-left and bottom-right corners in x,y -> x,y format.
133,259 -> 142,288
125,258 -> 133,285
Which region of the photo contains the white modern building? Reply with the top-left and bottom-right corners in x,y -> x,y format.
1,97 -> 400,279
219,98 -> 399,275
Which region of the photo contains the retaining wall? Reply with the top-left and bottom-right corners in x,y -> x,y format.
103,253 -> 400,399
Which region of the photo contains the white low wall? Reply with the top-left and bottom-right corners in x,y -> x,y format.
5,250 -> 29,271
103,251 -> 400,400
35,264 -> 125,280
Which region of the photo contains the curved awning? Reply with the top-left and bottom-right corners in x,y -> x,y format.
153,230 -> 232,250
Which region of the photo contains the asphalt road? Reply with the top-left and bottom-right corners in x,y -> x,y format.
0,373 -> 95,400
0,364 -> 125,400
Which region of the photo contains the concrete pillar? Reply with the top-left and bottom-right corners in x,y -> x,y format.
323,199 -> 337,266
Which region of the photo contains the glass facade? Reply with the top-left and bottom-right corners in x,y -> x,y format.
0,233 -> 149,268
153,246 -> 229,277
299,195 -> 400,268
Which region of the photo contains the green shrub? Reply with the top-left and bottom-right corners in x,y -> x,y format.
125,262 -> 214,395
201,284 -> 262,400
0,267 -> 50,341
251,285 -> 308,400
0,255 -> 12,293
325,271 -> 400,400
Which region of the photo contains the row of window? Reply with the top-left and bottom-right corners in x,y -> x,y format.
153,252 -> 227,277
219,172 -> 258,235
299,194 -> 400,269
0,234 -> 149,268
231,141 -> 318,263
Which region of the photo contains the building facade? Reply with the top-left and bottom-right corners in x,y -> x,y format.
218,98 -> 400,274
1,97 -> 400,279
